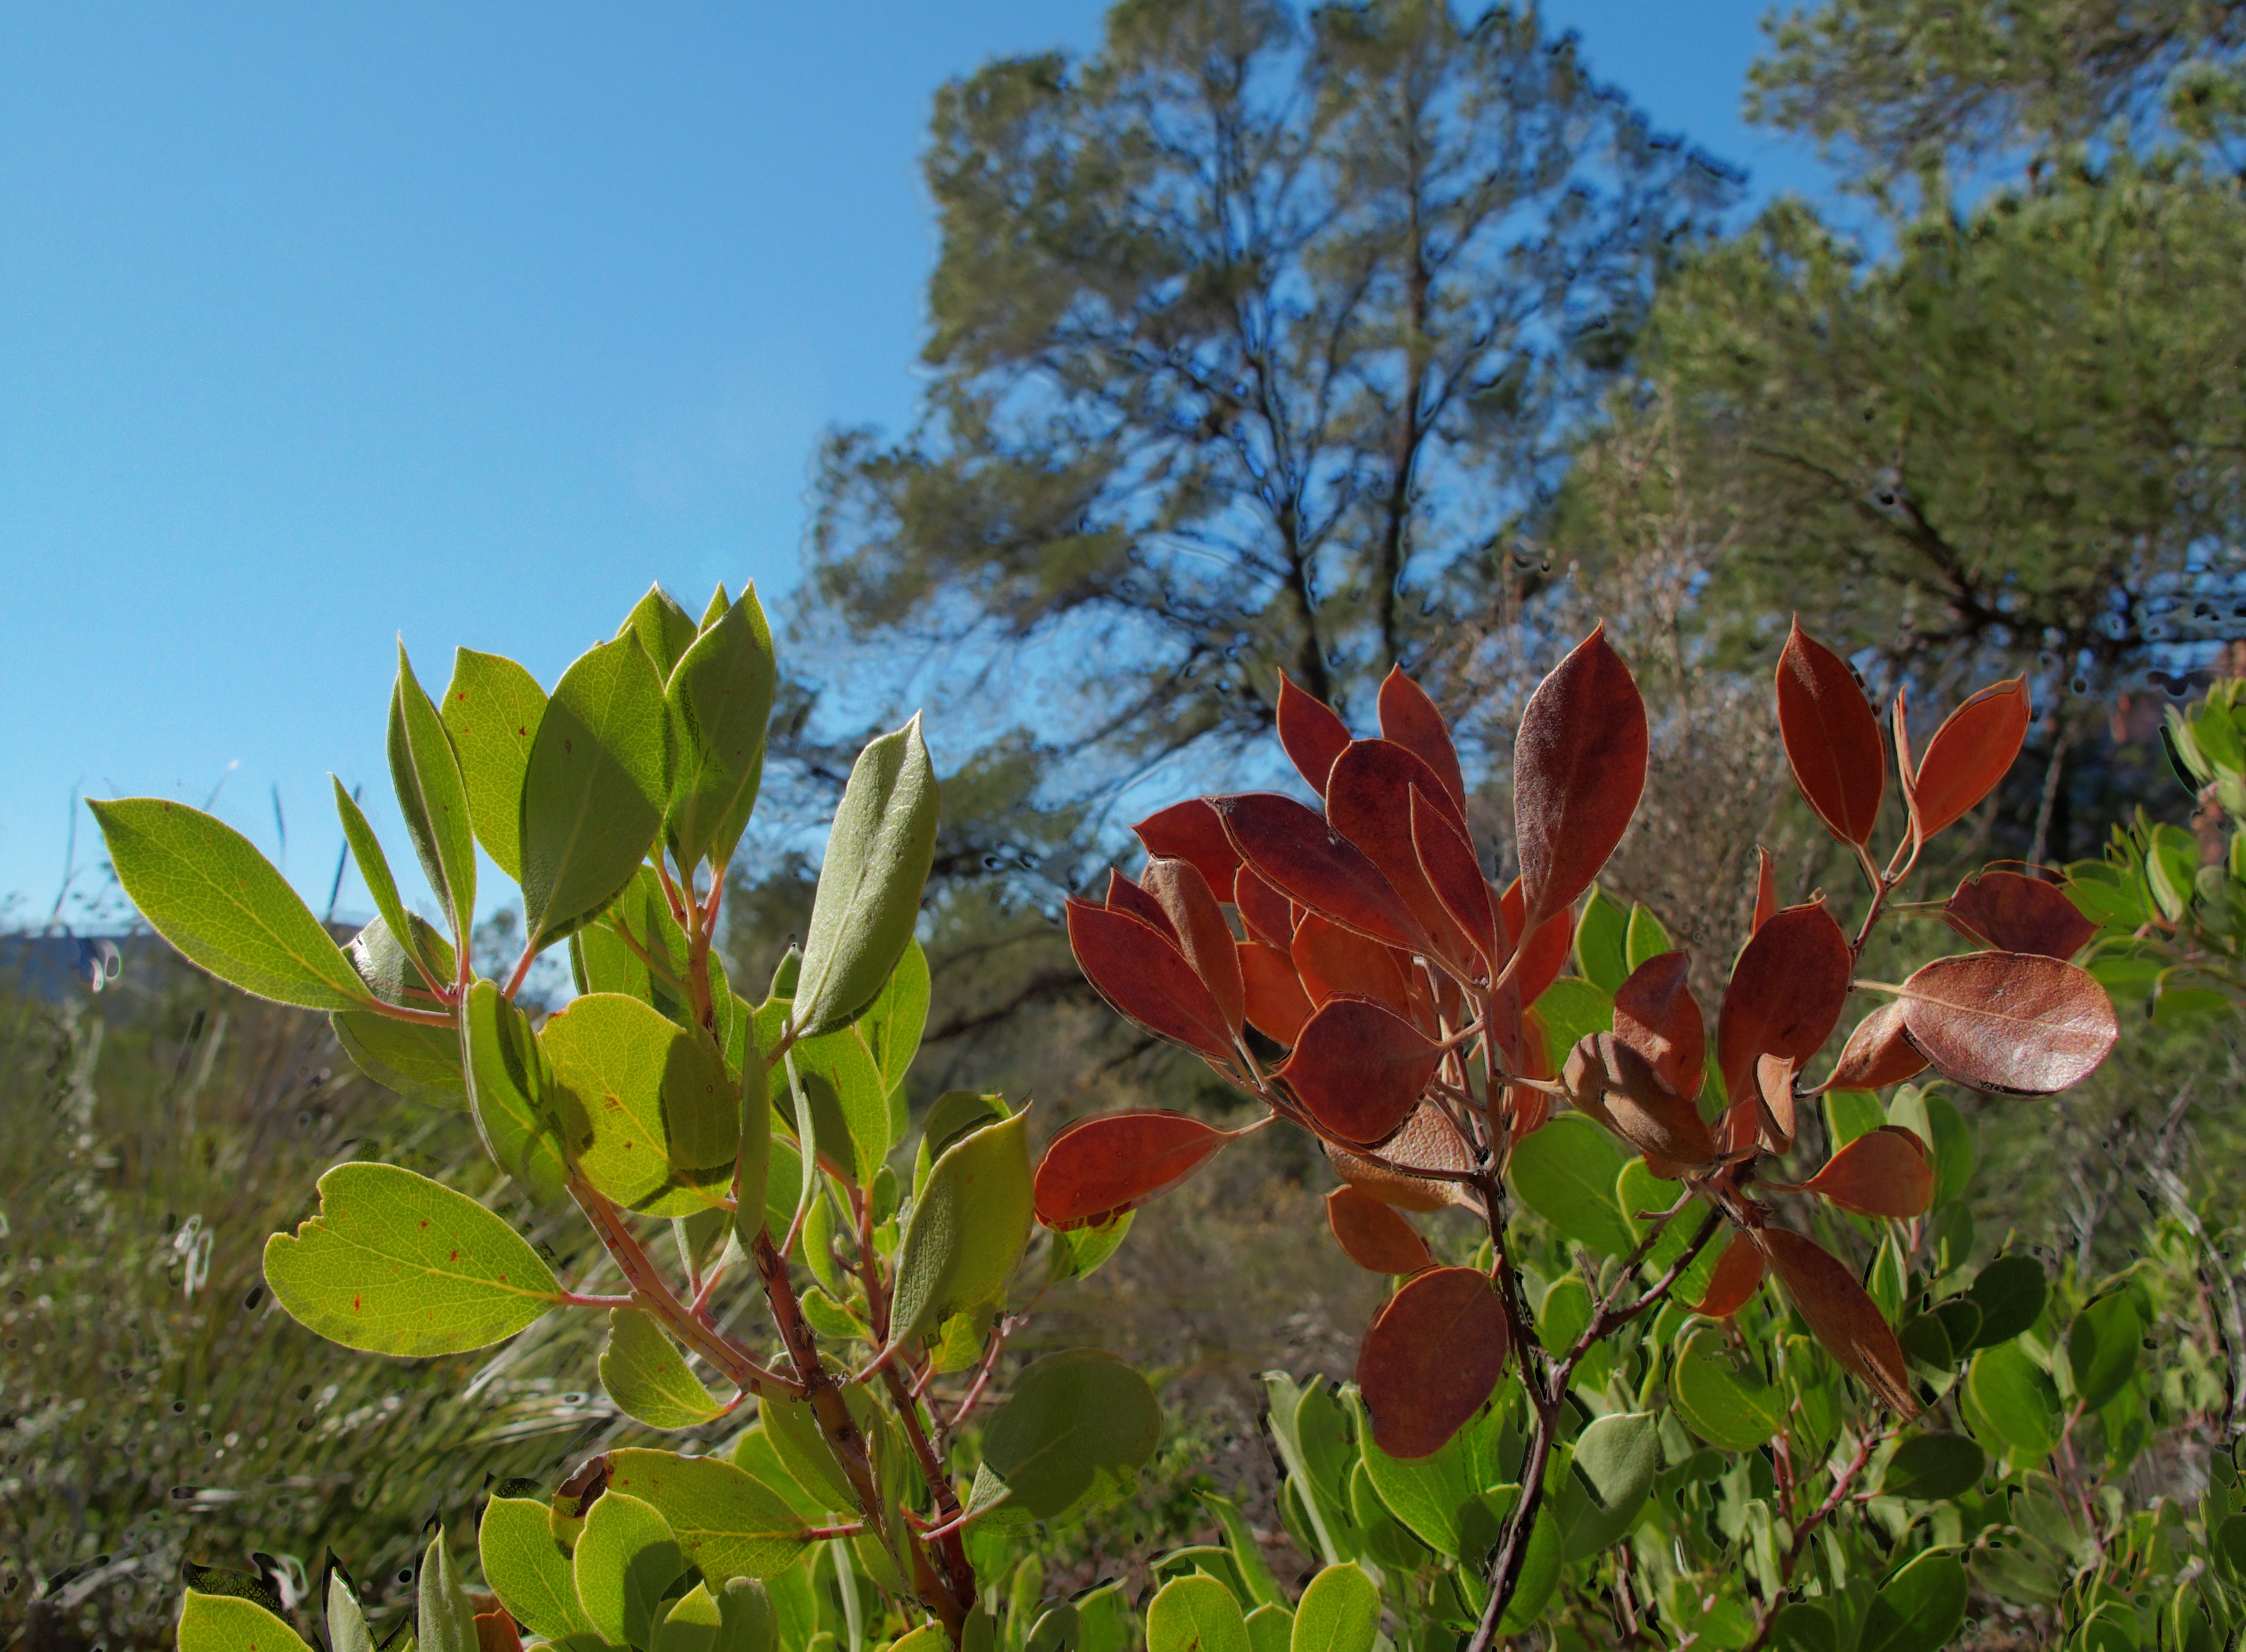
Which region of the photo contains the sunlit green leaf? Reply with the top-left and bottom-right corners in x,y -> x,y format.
390,644 -> 478,939
621,583 -> 702,679
334,1007 -> 465,1108
1289,1564 -> 1378,1652
417,1530 -> 478,1652
601,1309 -> 728,1430
1554,1410 -> 1657,1558
542,992 -> 735,1216
1671,1330 -> 1783,1452
463,979 -> 580,1201
176,1592 -> 316,1652
1507,1114 -> 1632,1258
1967,1343 -> 2060,1458
665,586 -> 777,873
886,1111 -> 1033,1352
605,1447 -> 811,1582
1146,1576 -> 1249,1652
440,647 -> 546,881
481,1492 -> 594,1643
1575,886 -> 1629,994
573,1489 -> 684,1651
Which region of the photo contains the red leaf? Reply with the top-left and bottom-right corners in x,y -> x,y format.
1327,739 -> 1474,970
1512,625 -> 1648,932
1355,1267 -> 1511,1459
1944,869 -> 2097,960
1753,846 -> 1777,933
1500,878 -> 1575,1009
1715,900 -> 1852,1105
1410,787 -> 1498,973
1239,940 -> 1313,1045
1775,620 -> 1886,847
1104,868 -> 1176,941
1377,667 -> 1468,818
1278,671 -> 1353,794
1292,913 -> 1413,1016
1562,1032 -> 1715,1168
1327,1103 -> 1478,1213
1325,1185 -> 1435,1275
1033,1111 -> 1241,1229
476,1610 -> 524,1652
1819,1000 -> 1927,1092
1067,899 -> 1236,1064
1133,799 -> 1241,894
1754,1053 -> 1799,1153
1234,865 -> 1296,951
1216,791 -> 1428,951
1613,949 -> 1704,1099
1759,1228 -> 1917,1416
1906,676 -> 2031,838
1796,1126 -> 1932,1218
1277,996 -> 1444,1145
1894,951 -> 2118,1094
1694,1231 -> 1765,1317
1142,857 -> 1245,1036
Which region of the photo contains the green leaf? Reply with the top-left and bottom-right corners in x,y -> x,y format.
1924,1092 -> 1975,1207
326,1567 -> 372,1652
1967,1343 -> 2060,1459
1289,1564 -> 1378,1652
734,1020 -> 772,1252
1496,1508 -> 1562,1634
1964,1255 -> 2047,1350
712,1579 -> 777,1652
521,634 -> 671,951
885,1111 -> 1034,1352
481,1492 -> 595,1642
1859,1551 -> 1968,1652
463,980 -> 580,1201
1052,1213 -> 1133,1284
417,1531 -> 479,1652
1345,1386 -> 1507,1561
333,777 -> 432,983
1825,1088 -> 1884,1149
1243,1607 -> 1292,1652
794,716 -> 940,1038
1670,1329 -> 1783,1452
756,1385 -> 875,1515
964,1349 -> 1160,1518
665,586 -> 778,872
605,1448 -> 811,1582
88,797 -> 372,1010
1531,977 -> 1613,1062
1575,886 -> 1628,994
621,583 -> 702,678
542,992 -> 736,1216
1507,1114 -> 1632,1259
914,1091 -> 1009,1198
347,912 -> 453,1005
1554,1410 -> 1658,1558
1076,1585 -> 1129,1652
789,1027 -> 890,1186
601,1309 -> 727,1430
858,938 -> 930,1104
177,1592 -> 317,1652
262,1161 -> 562,1355
1200,1493 -> 1286,1610
653,1581 -> 725,1652
1768,1601 -> 1838,1652
390,645 -> 478,939
440,648 -> 547,881
1146,1576 -> 1249,1652
574,1489 -> 685,1651
1624,902 -> 1671,972
335,1009 -> 466,1108
2069,1292 -> 2144,1412
1537,1274 -> 1592,1355
1878,1434 -> 1985,1501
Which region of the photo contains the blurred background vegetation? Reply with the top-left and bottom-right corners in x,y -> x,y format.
12,0 -> 2246,1646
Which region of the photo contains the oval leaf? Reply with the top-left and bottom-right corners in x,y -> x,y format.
1564,1032 -> 1715,1167
965,1348 -> 1160,1519
178,1592 -> 317,1652
1324,1185 -> 1434,1275
600,1308 -> 727,1431
1694,1230 -> 1766,1317
1326,1103 -> 1474,1213
887,1112 -> 1034,1351
1909,677 -> 2030,839
441,647 -> 547,881
1133,798 -> 1241,895
480,1494 -> 594,1643
1147,1576 -> 1249,1652
1034,1111 -> 1241,1229
1760,1227 -> 1916,1416
1895,951 -> 2118,1094
1775,621 -> 1885,847
1068,899 -> 1236,1062
1376,668 -> 1467,818
1611,950 -> 1705,1100
605,1447 -> 810,1582
572,1489 -> 684,1650
1822,1000 -> 1928,1092
1716,901 -> 1852,1104
1798,1126 -> 1933,1218
1355,1266 -> 1510,1459
1554,1410 -> 1659,1559
1944,869 -> 2096,960
1879,1433 -> 1985,1501
665,586 -> 778,872
1512,625 -> 1647,931
1409,788 -> 1498,971
1671,1329 -> 1783,1450
1291,1562 -> 1380,1652
1277,997 -> 1443,1146
1215,791 -> 1427,951
390,644 -> 478,939
1326,739 -> 1472,965
1233,864 -> 1295,951
542,993 -> 736,1215
1291,913 -> 1412,1015
1860,1551 -> 1968,1652
1278,671 -> 1353,794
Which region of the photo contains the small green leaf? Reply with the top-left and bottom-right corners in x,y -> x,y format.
789,1026 -> 889,1186
886,1111 -> 1034,1353
346,912 -> 453,1005
1244,1606 -> 1293,1652
653,1581 -> 725,1652
1507,1114 -> 1632,1259
1964,1255 -> 2047,1350
1496,1508 -> 1562,1633
262,1161 -> 562,1355
756,1384 -> 875,1515
1554,1410 -> 1658,1558
390,645 -> 478,939
1824,1089 -> 1884,1149
326,1566 -> 371,1652
605,1447 -> 810,1582
1879,1434 -> 1984,1501
463,979 -> 580,1201
2069,1291 -> 2143,1412
665,586 -> 777,873
1201,1493 -> 1286,1610
1769,1601 -> 1838,1652
1859,1551 -> 1968,1652
1966,1343 -> 2059,1458
734,1018 -> 772,1252
573,1489 -> 685,1651
333,777 -> 432,985
441,648 -> 547,880
965,1349 -> 1160,1518
1924,1092 -> 1975,1206
914,1091 -> 1009,1199
1531,977 -> 1612,1062
89,797 -> 372,1010
713,1578 -> 777,1652
1623,902 -> 1671,972
1146,1576 -> 1249,1652
176,1592 -> 317,1652
858,938 -> 930,1109
602,1309 -> 728,1430
334,1009 -> 465,1108
542,992 -> 736,1216
1575,886 -> 1629,994
481,1492 -> 594,1642
1052,1213 -> 1133,1283
1290,1565 -> 1377,1652
1670,1330 -> 1783,1452
794,717 -> 940,1038
621,582 -> 702,678
418,1530 -> 479,1652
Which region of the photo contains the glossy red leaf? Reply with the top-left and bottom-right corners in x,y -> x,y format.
1234,865 -> 1296,951
1292,913 -> 1413,1016
1239,939 -> 1313,1045
1033,1111 -> 1242,1229
1327,740 -> 1474,971
1759,1228 -> 1917,1416
1355,1266 -> 1511,1459
1563,1032 -> 1715,1167
1325,1185 -> 1436,1275
1499,878 -> 1575,1009
1775,621 -> 1886,847
1753,846 -> 1777,933
1133,798 -> 1241,895
1409,787 -> 1498,972
1895,951 -> 2118,1095
1377,667 -> 1468,817
1694,1231 -> 1765,1317
1944,869 -> 2097,960
1907,676 -> 2031,838
1066,899 -> 1236,1064
1796,1126 -> 1932,1218
1142,856 -> 1245,1036
1217,791 -> 1428,952
1326,1103 -> 1477,1212
1613,949 -> 1704,1100
1277,996 -> 1444,1146
1104,868 -> 1176,941
1755,1053 -> 1799,1153
1512,625 -> 1648,931
1715,900 -> 1852,1104
1819,1000 -> 1927,1092
1278,671 -> 1353,794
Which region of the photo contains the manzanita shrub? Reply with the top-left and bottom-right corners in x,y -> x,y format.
93,584 -> 1165,1652
1046,622 -> 2134,1649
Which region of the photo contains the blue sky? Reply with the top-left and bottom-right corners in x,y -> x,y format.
0,2 -> 1837,928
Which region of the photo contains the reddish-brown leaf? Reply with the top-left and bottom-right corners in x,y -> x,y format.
1563,1032 -> 1716,1167
1775,621 -> 1886,848
1796,1126 -> 1933,1219
1694,1231 -> 1766,1317
476,1610 -> 524,1652
1378,667 -> 1468,818
1753,846 -> 1777,933
1325,1103 -> 1477,1212
1894,951 -> 2118,1095
1239,939 -> 1314,1045
1234,865 -> 1296,951
1104,868 -> 1176,941
1033,1111 -> 1241,1229
1355,1266 -> 1511,1459
1133,798 -> 1241,894
1326,1185 -> 1436,1275
1613,949 -> 1704,1099
1142,857 -> 1245,1036
1278,671 -> 1353,794
1500,878 -> 1576,1009
1759,1228 -> 1917,1416
1512,625 -> 1648,931
1755,1053 -> 1799,1153
1327,739 -> 1473,969
1819,1000 -> 1928,1092
1292,913 -> 1413,1016
1715,900 -> 1853,1104
1410,787 -> 1498,972
1215,792 -> 1428,952
1277,996 -> 1445,1146
1944,869 -> 2097,960
1907,676 -> 2031,838
1066,899 -> 1236,1064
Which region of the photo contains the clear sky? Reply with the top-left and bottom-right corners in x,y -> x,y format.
0,1 -> 1837,929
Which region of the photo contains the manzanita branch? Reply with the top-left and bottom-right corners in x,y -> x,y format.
1736,1426 -> 1892,1652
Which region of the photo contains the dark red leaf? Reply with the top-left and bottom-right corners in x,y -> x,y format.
1613,949 -> 1704,1099
1715,900 -> 1853,1105
1775,620 -> 1886,848
1033,1111 -> 1241,1229
1067,899 -> 1236,1064
1215,791 -> 1428,952
1278,671 -> 1353,794
476,1610 -> 524,1652
1104,868 -> 1176,941
1142,857 -> 1245,1036
1239,939 -> 1313,1045
1277,996 -> 1444,1145
1133,798 -> 1241,895
1500,878 -> 1575,1009
1895,951 -> 2118,1094
1794,1125 -> 1932,1218
1512,625 -> 1648,932
1409,787 -> 1498,973
1325,1185 -> 1435,1275
1694,1231 -> 1765,1317
1356,1266 -> 1511,1459
1292,913 -> 1413,1016
1760,1228 -> 1917,1416
1327,739 -> 1474,969
1326,1102 -> 1479,1212
1944,869 -> 2097,960
1906,676 -> 2031,839
1377,667 -> 1468,818
1234,865 -> 1296,951
1753,846 -> 1777,933
1562,1032 -> 1715,1167
1819,1000 -> 1927,1092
